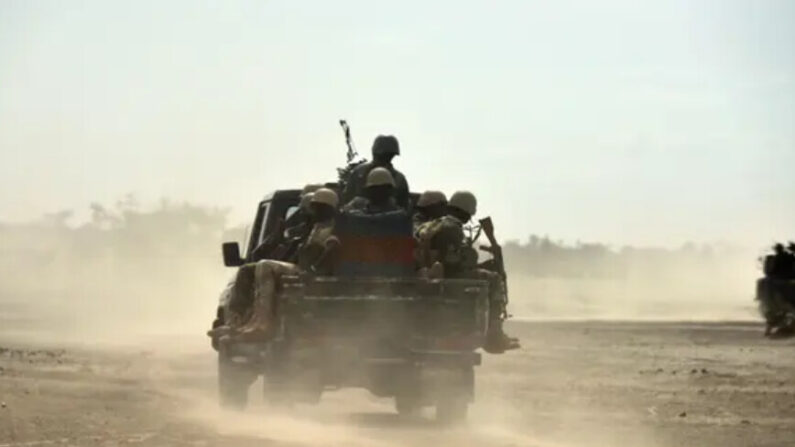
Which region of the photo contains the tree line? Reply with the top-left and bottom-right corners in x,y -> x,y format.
0,199 -> 753,293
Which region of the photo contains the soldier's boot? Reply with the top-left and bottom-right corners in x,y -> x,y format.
484,319 -> 520,354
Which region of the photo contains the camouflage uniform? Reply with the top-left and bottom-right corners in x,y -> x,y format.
226,259 -> 300,340
223,188 -> 340,340
415,193 -> 518,353
297,220 -> 338,273
412,211 -> 430,234
416,215 -> 502,310
343,196 -> 401,215
413,191 -> 447,231
416,215 -> 478,274
341,136 -> 409,208
343,162 -> 410,208
250,189 -> 317,262
342,167 -> 403,216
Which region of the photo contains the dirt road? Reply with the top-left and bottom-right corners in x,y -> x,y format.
1,321 -> 793,447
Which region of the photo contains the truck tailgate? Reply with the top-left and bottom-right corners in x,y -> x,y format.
278,276 -> 489,343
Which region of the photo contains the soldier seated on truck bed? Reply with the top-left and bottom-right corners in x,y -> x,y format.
412,190 -> 447,234
343,167 -> 404,215
416,191 -> 520,354
250,184 -> 327,263
219,188 -> 341,340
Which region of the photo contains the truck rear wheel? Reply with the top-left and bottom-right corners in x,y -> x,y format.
434,366 -> 473,424
218,354 -> 254,410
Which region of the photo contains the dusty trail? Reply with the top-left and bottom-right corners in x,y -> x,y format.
1,321 -> 794,447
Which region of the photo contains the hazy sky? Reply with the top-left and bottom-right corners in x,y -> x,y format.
1,0 -> 793,247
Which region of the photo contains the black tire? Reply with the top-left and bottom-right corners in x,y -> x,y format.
218,354 -> 253,410
435,366 -> 473,425
436,396 -> 468,425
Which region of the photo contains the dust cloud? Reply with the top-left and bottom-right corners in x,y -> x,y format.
0,198 -> 762,345
503,238 -> 758,321
168,384 -> 633,447
0,199 -> 234,345
0,199 -> 782,447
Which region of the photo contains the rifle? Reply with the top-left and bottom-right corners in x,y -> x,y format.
478,216 -> 509,317
336,120 -> 366,188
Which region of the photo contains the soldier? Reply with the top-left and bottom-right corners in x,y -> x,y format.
417,191 -> 519,354
412,190 -> 447,232
788,242 -> 795,279
342,135 -> 410,209
250,185 -> 321,262
221,188 -> 341,341
343,167 -> 402,215
297,188 -> 341,274
765,243 -> 795,279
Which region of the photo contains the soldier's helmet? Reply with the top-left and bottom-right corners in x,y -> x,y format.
372,135 -> 400,157
311,188 -> 339,208
299,193 -> 314,210
449,191 -> 477,216
417,190 -> 447,208
301,183 -> 323,195
774,243 -> 785,254
366,167 -> 396,188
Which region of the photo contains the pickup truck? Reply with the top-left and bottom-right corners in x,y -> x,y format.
210,187 -> 490,422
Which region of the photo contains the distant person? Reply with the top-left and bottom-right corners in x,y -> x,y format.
764,243 -> 795,280
342,135 -> 410,209
342,168 -> 402,215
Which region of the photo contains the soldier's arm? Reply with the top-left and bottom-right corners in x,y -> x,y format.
397,173 -> 410,209
341,180 -> 355,204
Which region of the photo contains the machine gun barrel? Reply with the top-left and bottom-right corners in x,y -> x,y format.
339,119 -> 358,164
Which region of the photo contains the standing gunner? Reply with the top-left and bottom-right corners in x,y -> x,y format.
342,135 -> 410,209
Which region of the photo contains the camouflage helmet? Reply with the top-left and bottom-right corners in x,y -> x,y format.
299,193 -> 314,210
301,183 -> 323,195
311,188 -> 339,208
417,190 -> 447,208
371,135 -> 400,157
449,191 -> 477,216
365,167 -> 396,188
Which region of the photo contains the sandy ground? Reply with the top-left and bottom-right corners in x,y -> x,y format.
0,320 -> 794,447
